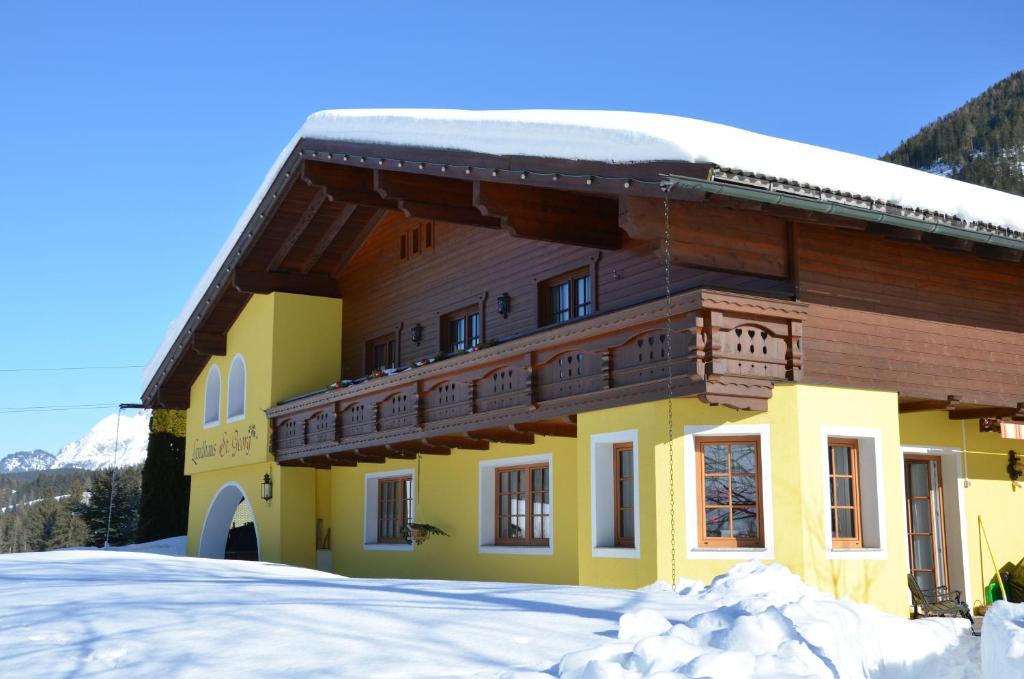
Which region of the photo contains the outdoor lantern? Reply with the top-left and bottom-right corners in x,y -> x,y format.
1009,451 -> 1022,483
497,292 -> 511,319
261,473 -> 273,502
411,322 -> 424,345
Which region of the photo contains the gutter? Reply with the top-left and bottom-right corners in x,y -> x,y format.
662,174 -> 1024,252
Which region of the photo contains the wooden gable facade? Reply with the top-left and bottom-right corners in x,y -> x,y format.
142,139 -> 1024,467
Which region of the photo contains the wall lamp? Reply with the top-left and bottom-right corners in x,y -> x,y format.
261,473 -> 273,503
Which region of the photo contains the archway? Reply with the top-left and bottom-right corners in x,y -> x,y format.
199,482 -> 261,560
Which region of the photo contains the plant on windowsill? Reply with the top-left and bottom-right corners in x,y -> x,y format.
401,522 -> 450,546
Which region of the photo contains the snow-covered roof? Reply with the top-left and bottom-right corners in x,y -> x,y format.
143,109 -> 1024,391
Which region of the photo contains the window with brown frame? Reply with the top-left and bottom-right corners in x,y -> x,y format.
377,476 -> 413,543
495,463 -> 550,546
442,307 -> 481,353
365,333 -> 397,373
696,437 -> 763,548
614,443 -> 635,548
828,438 -> 862,548
539,268 -> 592,326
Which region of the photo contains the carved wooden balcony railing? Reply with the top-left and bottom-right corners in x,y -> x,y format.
267,288 -> 806,466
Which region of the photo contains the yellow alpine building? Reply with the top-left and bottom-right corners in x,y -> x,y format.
142,110 -> 1024,617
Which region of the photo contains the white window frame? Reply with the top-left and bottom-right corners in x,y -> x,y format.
363,468 -> 416,551
203,364 -> 221,429
478,453 -> 554,556
590,430 -> 641,559
683,424 -> 774,560
821,427 -> 888,560
226,354 -> 247,423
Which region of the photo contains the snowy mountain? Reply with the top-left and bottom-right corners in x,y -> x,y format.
0,412 -> 152,474
0,450 -> 57,473
52,412 -> 151,470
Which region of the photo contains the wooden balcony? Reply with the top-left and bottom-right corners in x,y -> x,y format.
268,288 -> 806,467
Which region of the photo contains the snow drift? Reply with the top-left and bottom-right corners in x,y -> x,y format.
0,551 -> 986,678
550,561 -> 978,679
981,601 -> 1024,678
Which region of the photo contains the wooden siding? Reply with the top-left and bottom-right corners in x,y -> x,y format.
337,212 -> 792,380
796,223 -> 1024,406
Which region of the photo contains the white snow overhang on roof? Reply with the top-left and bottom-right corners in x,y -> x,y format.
142,109 -> 1024,394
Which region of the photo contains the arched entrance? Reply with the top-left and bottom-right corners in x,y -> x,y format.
199,482 -> 261,560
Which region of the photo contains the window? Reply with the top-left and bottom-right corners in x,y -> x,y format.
696,437 -> 763,547
614,443 -> 635,548
203,364 -> 221,427
366,334 -> 397,373
377,476 -> 413,544
443,307 -> 481,353
227,354 -> 246,422
540,268 -> 592,325
399,222 -> 434,260
828,438 -> 862,548
495,463 -> 550,546
363,469 -> 415,550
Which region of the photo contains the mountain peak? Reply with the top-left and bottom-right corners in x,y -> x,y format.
0,449 -> 56,474
53,412 -> 151,470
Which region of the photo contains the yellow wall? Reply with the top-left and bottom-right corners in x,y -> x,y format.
900,412 -> 1024,604
185,461 -> 317,567
582,385 -> 908,614
183,292 -> 342,562
329,436 -> 579,584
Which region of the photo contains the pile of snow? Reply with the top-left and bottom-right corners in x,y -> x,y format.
982,601 -> 1024,678
549,561 -> 978,679
52,411 -> 150,470
0,449 -> 56,473
0,552 -> 987,678
143,109 -> 1024,387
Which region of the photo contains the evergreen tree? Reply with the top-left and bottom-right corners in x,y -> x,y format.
77,466 -> 143,547
882,70 -> 1024,197
136,409 -> 190,543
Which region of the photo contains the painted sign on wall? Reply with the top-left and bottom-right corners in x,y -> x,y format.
191,424 -> 260,466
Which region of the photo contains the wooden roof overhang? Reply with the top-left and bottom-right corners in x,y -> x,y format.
143,139 -> 1024,414
141,139 -> 716,409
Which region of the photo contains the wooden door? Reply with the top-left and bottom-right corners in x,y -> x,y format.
905,456 -> 949,601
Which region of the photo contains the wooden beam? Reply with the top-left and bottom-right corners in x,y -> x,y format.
949,402 -> 1024,420
467,427 -> 535,445
267,187 -> 328,271
329,208 -> 386,278
899,395 -> 960,414
387,441 -> 451,456
232,270 -> 341,298
302,161 -> 398,209
923,233 -> 975,252
374,170 -> 502,228
324,453 -> 357,467
514,419 -> 577,438
475,181 -> 622,250
191,332 -> 226,357
300,202 -> 357,274
424,435 -> 490,451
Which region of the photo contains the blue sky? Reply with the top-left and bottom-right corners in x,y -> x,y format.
0,1 -> 1021,456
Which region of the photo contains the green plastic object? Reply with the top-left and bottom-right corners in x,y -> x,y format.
985,581 -> 1003,605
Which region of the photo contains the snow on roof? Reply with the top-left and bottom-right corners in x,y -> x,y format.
143,109 -> 1024,391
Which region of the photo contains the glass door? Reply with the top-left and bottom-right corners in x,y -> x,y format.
905,456 -> 948,601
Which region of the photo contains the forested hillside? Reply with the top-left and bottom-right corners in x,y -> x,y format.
882,70 -> 1024,196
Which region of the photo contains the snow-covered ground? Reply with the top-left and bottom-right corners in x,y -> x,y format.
0,547 -> 987,678
982,601 -> 1024,678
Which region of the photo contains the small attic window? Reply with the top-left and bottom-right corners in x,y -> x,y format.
227,354 -> 246,422
204,364 -> 221,428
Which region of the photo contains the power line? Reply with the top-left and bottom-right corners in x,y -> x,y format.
0,365 -> 144,373
0,403 -> 121,414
